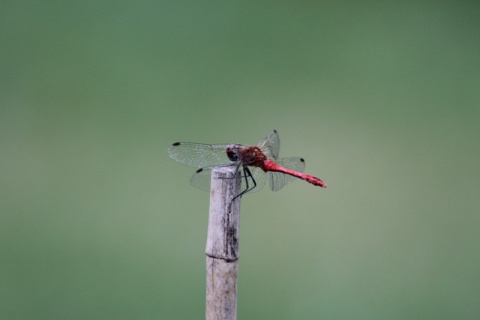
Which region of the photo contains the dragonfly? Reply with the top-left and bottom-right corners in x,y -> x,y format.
167,129 -> 327,200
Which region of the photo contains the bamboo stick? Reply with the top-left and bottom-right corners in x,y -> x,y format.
205,166 -> 241,320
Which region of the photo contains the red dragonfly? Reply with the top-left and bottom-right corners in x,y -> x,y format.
168,130 -> 327,199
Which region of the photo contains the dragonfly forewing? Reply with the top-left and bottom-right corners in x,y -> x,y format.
167,142 -> 232,168
257,130 -> 280,160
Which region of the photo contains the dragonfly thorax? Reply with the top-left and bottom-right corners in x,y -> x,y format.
226,144 -> 267,167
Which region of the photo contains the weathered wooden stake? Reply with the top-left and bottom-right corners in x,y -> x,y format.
205,167 -> 241,320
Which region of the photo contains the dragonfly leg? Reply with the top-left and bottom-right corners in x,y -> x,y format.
232,166 -> 257,202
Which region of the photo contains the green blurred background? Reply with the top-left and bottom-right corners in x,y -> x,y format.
1,1 -> 479,319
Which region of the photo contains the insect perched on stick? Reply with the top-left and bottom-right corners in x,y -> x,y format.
168,129 -> 327,200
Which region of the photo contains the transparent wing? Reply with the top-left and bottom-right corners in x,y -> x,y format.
269,157 -> 306,191
189,168 -> 213,191
168,142 -> 232,168
190,166 -> 267,194
257,129 -> 280,160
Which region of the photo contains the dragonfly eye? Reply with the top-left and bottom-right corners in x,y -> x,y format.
226,145 -> 240,161
226,149 -> 238,161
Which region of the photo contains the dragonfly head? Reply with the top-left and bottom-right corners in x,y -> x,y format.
226,144 -> 243,162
